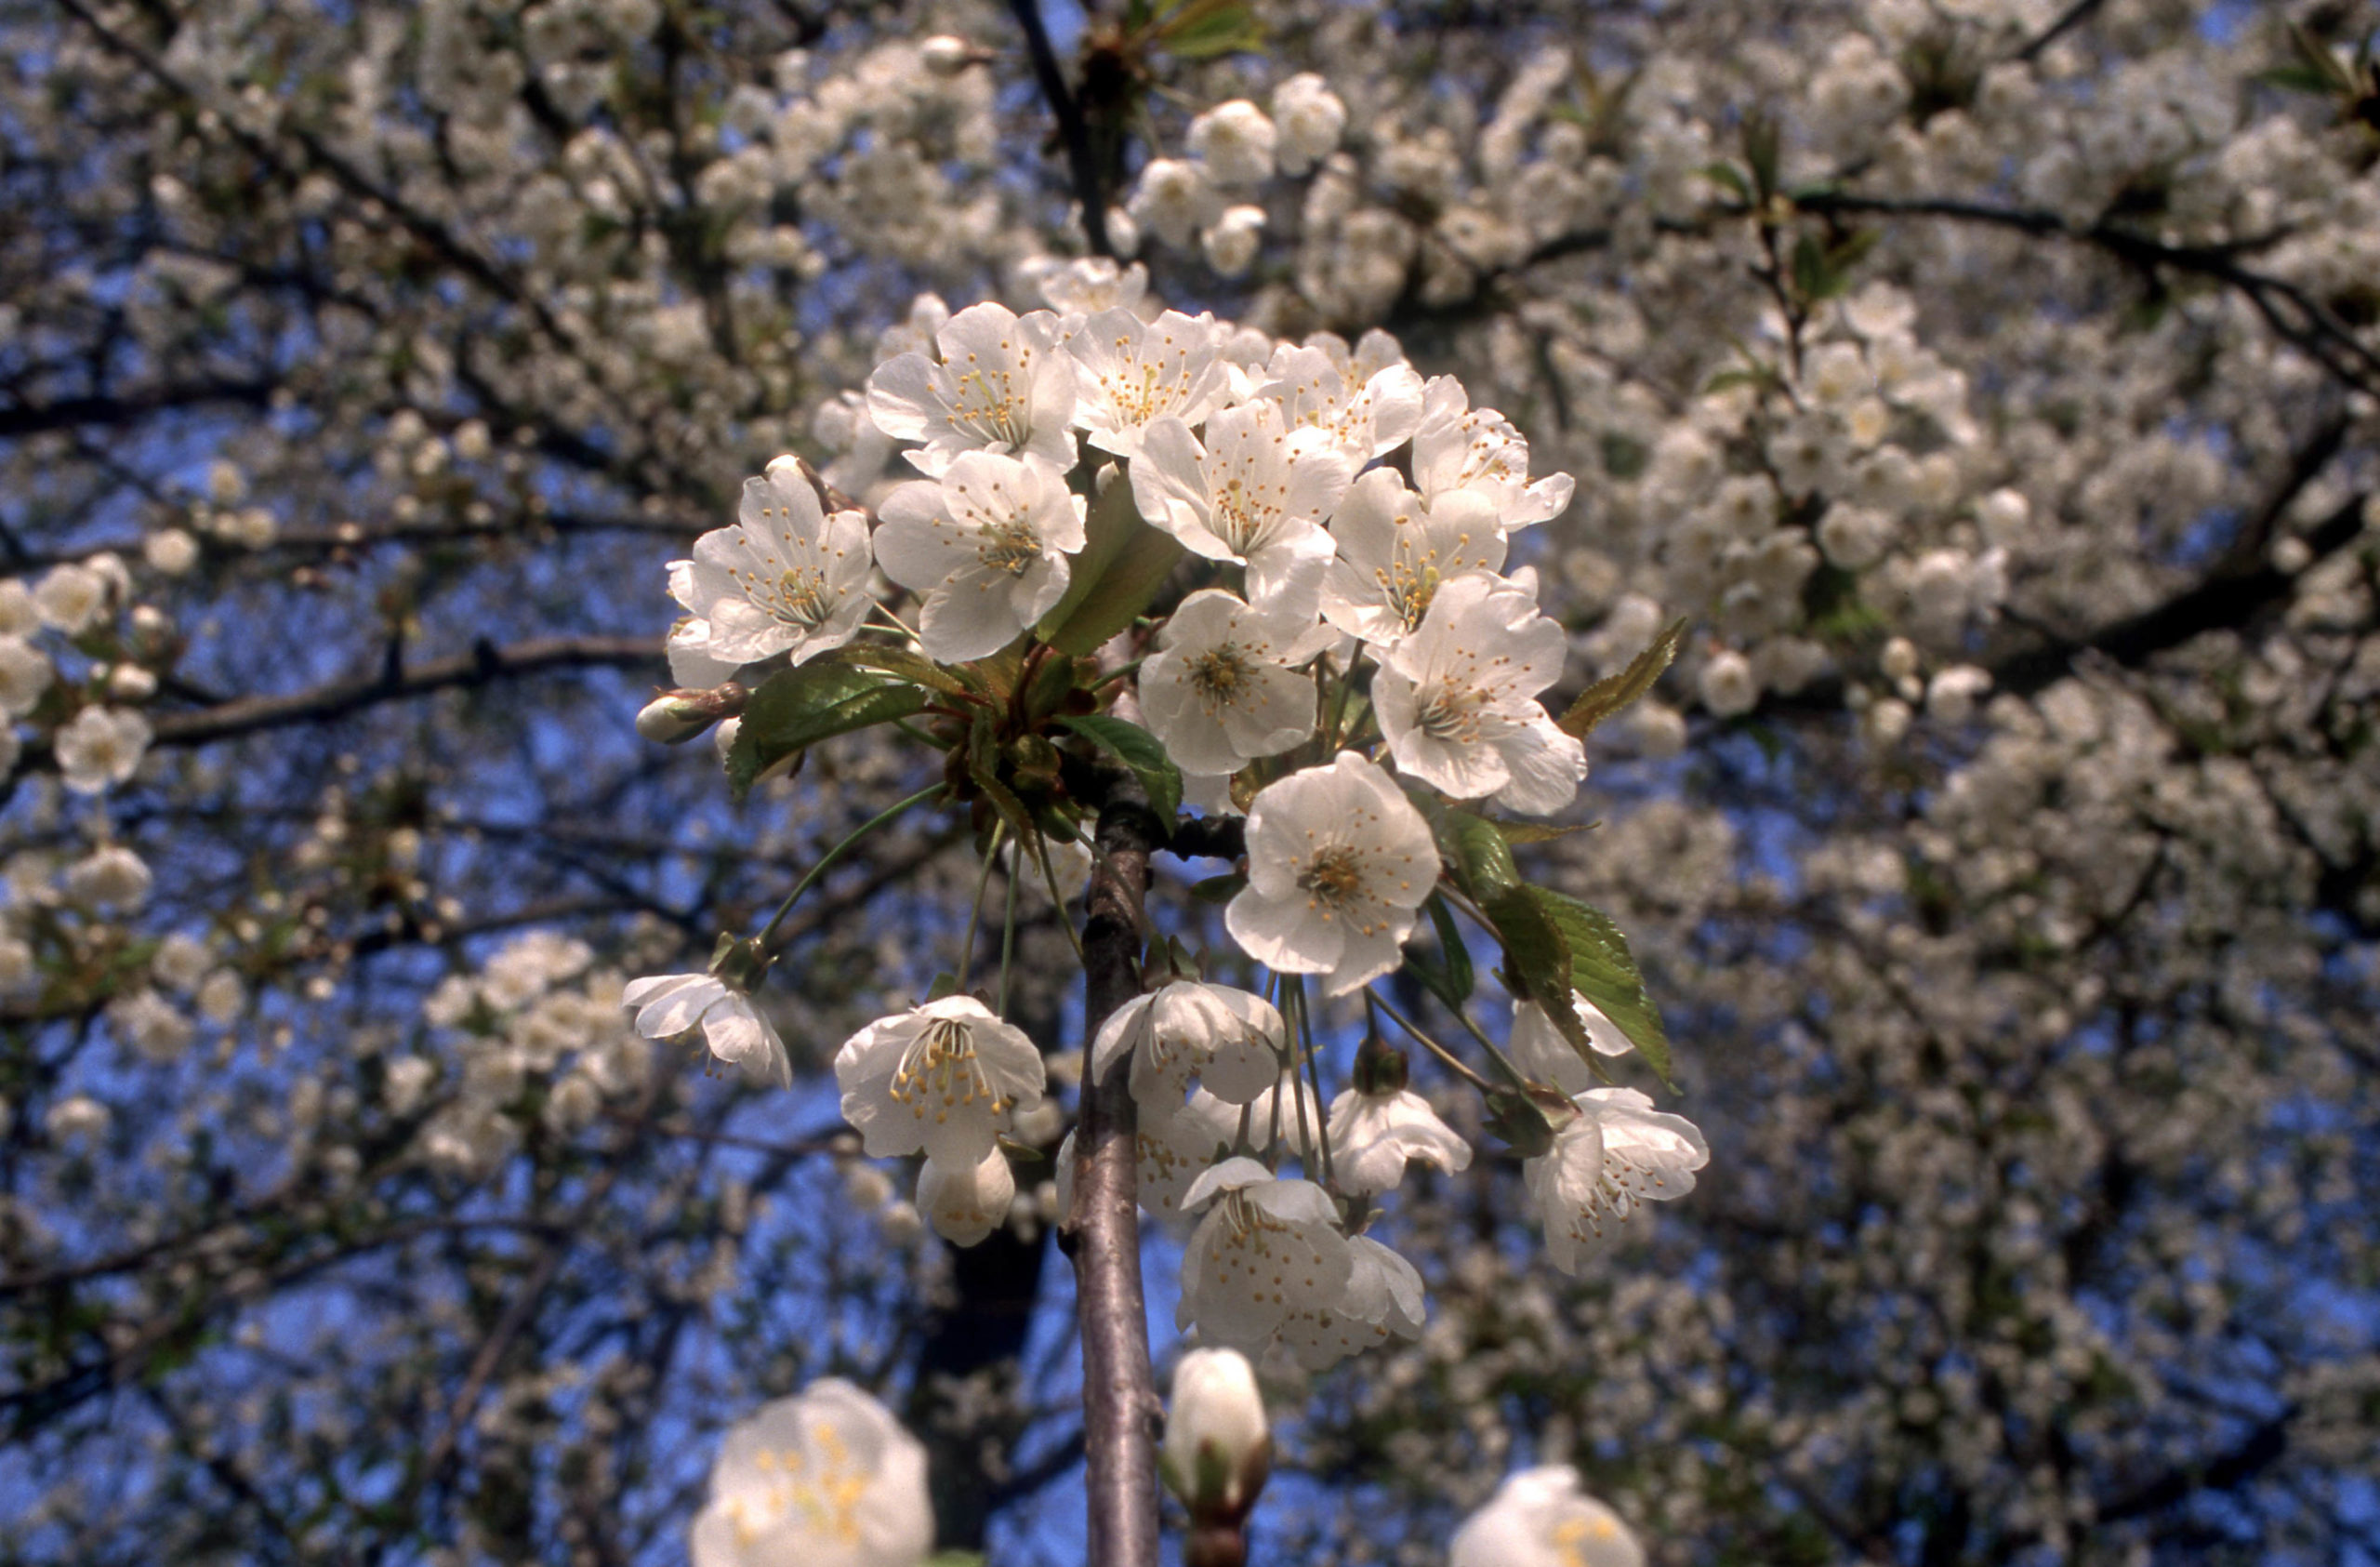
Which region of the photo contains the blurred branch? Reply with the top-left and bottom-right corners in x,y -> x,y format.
1009,0 -> 1114,258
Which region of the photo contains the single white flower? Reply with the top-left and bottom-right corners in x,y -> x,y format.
622,972 -> 793,1087
1449,1467 -> 1645,1567
143,528 -> 200,577
1511,996 -> 1632,1095
1138,590 -> 1330,777
33,564 -> 107,633
1177,1157 -> 1353,1352
1163,1347 -> 1270,1518
1065,308 -> 1231,460
915,1147 -> 1015,1247
1271,73 -> 1347,177
1319,467 -> 1506,647
54,706 -> 152,795
1325,1086 -> 1472,1195
0,579 -> 37,637
865,300 -> 1078,477
1276,1233 -> 1427,1369
669,462 -> 873,669
109,989 -> 192,1064
1130,400 -> 1350,622
1126,156 -> 1223,248
834,995 -> 1046,1173
1200,205 -> 1266,278
875,452 -> 1086,663
1225,752 -> 1438,997
45,1093 -> 112,1144
688,1380 -> 933,1567
62,844 -> 151,910
1091,977 -> 1284,1112
1260,332 -> 1425,466
1132,1087 -> 1242,1219
0,636 -> 47,717
1187,100 -> 1277,187
1411,375 -> 1574,529
1033,255 -> 1148,318
1374,572 -> 1585,815
1526,1088 -> 1709,1273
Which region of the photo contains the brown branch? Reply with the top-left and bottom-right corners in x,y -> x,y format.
1064,762 -> 1162,1567
1008,0 -> 1114,258
2014,0 -> 2107,62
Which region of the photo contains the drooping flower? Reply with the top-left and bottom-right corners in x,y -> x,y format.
1319,467 -> 1505,647
623,971 -> 793,1088
1137,590 -> 1329,777
1373,572 -> 1586,815
1177,1157 -> 1353,1352
1131,1087 -> 1242,1219
1130,400 -> 1350,622
834,996 -> 1046,1173
1276,1233 -> 1427,1370
1224,751 -> 1438,997
1260,331 -> 1425,466
1089,977 -> 1283,1112
688,1380 -> 934,1567
1525,1088 -> 1709,1273
1325,1085 -> 1473,1196
668,461 -> 873,671
865,300 -> 1078,477
1410,375 -> 1575,529
1065,308 -> 1231,460
1448,1467 -> 1645,1567
914,1147 -> 1015,1247
874,452 -> 1086,663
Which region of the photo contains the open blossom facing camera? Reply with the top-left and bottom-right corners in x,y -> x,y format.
874,451 -> 1086,662
1138,590 -> 1329,776
835,995 -> 1046,1173
1130,399 -> 1350,621
1527,1088 -> 1709,1273
1065,308 -> 1230,459
1263,332 -> 1425,466
689,1380 -> 932,1567
1320,467 -> 1505,646
670,462 -> 873,676
54,705 -> 152,795
1375,572 -> 1585,814
865,300 -> 1077,477
623,971 -> 792,1087
1225,751 -> 1437,997
1277,1232 -> 1428,1370
1412,376 -> 1575,527
1449,1467 -> 1644,1567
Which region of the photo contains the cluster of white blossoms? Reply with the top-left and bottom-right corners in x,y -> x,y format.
633,266 -> 1709,1376
0,556 -> 164,792
1123,73 -> 1347,276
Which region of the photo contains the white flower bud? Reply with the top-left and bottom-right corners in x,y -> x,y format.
1163,1347 -> 1271,1521
919,34 -> 977,76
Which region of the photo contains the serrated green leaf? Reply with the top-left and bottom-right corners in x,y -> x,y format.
1157,0 -> 1263,59
1438,809 -> 1520,903
1485,886 -> 1570,1024
1038,476 -> 1185,657
820,639 -> 968,695
1060,713 -> 1183,825
728,665 -> 927,800
1523,885 -> 1673,1086
1558,618 -> 1686,737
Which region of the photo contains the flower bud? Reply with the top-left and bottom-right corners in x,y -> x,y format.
635,681 -> 747,745
1352,1032 -> 1408,1096
919,33 -> 981,76
1162,1348 -> 1270,1526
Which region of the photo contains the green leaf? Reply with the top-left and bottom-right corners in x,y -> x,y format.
1493,817 -> 1594,845
966,709 -> 1038,844
1188,872 -> 1246,905
1157,0 -> 1263,59
1742,113 -> 1780,199
1700,366 -> 1768,396
2256,63 -> 2345,94
1523,886 -> 1673,1086
1404,892 -> 1474,1010
1697,161 -> 1752,203
1038,475 -> 1185,657
1557,618 -> 1686,737
820,639 -> 967,695
728,665 -> 927,801
1790,231 -> 1830,302
1485,885 -> 1570,1018
1437,809 -> 1520,903
1060,713 -> 1183,825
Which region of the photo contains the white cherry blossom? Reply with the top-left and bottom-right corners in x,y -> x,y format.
1176,1157 -> 1353,1353
669,462 -> 873,673
1089,977 -> 1283,1112
0,635 -> 52,717
1125,156 -> 1222,248
1325,1085 -> 1473,1196
1064,307 -> 1230,460
874,452 -> 1085,663
54,706 -> 152,795
1270,73 -> 1347,176
865,300 -> 1077,477
1374,572 -> 1585,814
1526,1088 -> 1709,1273
1449,1467 -> 1644,1567
1163,1347 -> 1270,1516
1511,995 -> 1632,1096
622,972 -> 792,1087
1131,1088 -> 1243,1221
1224,751 -> 1437,997
1319,467 -> 1506,647
1411,375 -> 1575,529
688,1380 -> 933,1567
834,995 -> 1046,1173
1186,100 -> 1276,187
1130,400 -> 1350,622
1276,1233 -> 1427,1370
915,1147 -> 1014,1247
1260,332 -> 1424,465
1138,590 -> 1329,777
